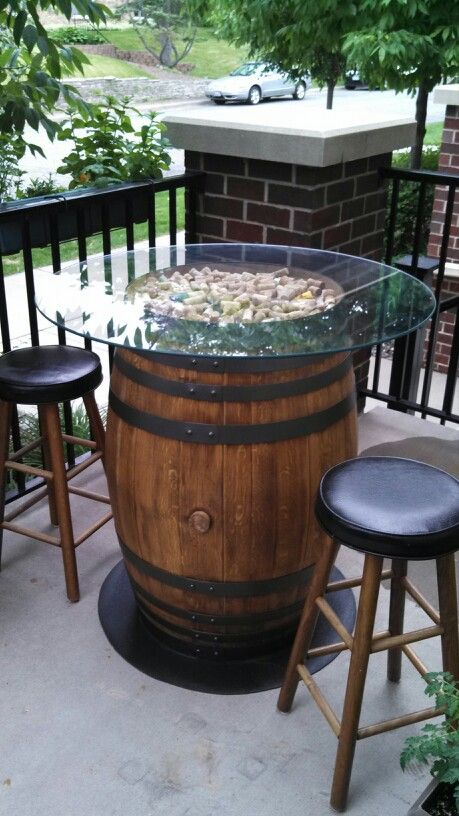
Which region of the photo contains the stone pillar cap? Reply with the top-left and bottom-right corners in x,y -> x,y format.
433,84 -> 459,106
164,101 -> 415,167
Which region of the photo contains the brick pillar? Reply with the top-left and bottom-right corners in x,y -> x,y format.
427,93 -> 459,373
427,104 -> 459,261
185,151 -> 389,261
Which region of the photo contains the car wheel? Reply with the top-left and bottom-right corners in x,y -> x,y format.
247,85 -> 261,105
293,81 -> 306,100
213,99 -> 225,105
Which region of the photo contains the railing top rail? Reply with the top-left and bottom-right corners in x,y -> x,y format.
380,166 -> 459,186
0,171 -> 204,221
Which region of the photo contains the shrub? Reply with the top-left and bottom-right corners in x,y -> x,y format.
57,96 -> 171,188
18,174 -> 67,200
52,27 -> 106,45
385,145 -> 440,259
0,135 -> 25,202
401,672 -> 459,816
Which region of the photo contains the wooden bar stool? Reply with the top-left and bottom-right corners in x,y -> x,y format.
0,345 -> 113,602
278,456 -> 459,812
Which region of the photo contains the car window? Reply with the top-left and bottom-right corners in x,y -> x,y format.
230,63 -> 263,77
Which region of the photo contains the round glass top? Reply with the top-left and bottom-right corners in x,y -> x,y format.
35,244 -> 435,359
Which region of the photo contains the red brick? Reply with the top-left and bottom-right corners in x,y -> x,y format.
203,154 -> 246,175
445,115 -> 459,129
227,176 -> 265,201
247,202 -> 290,228
323,222 -> 351,248
185,150 -> 202,170
265,227 -> 309,246
338,238 -> 362,257
355,172 -> 381,196
343,197 -> 365,220
352,213 -> 377,239
361,230 -> 384,255
226,220 -> 263,242
268,183 -> 325,209
203,195 -> 243,219
296,164 -> 343,185
306,204 -> 340,231
450,154 -> 459,168
326,178 -> 354,205
368,153 -> 392,170
345,158 -> 368,177
441,129 -> 454,144
196,215 -> 224,237
248,159 -> 293,182
364,191 -> 387,214
445,106 -> 459,118
202,173 -> 224,195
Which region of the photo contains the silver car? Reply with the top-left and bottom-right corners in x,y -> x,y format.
206,62 -> 311,105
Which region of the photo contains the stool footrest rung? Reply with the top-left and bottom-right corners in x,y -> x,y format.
8,437 -> 43,461
315,596 -> 354,649
357,705 -> 445,740
67,485 -> 111,504
371,625 -> 443,653
74,511 -> 113,547
402,578 -> 441,625
402,644 -> 428,677
62,434 -> 97,449
326,568 -> 393,593
5,460 -> 53,480
2,520 -> 59,546
297,664 -> 341,737
66,451 -> 103,481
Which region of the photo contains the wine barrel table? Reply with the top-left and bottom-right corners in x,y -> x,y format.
34,243 -> 435,694
105,347 -> 357,661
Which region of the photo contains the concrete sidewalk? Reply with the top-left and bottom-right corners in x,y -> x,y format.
1,408 -> 458,816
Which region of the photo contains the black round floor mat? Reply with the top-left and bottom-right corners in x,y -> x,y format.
99,560 -> 356,695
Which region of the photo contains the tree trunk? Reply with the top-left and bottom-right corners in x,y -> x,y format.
410,82 -> 429,170
326,81 -> 335,110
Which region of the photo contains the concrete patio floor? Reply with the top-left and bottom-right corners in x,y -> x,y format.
1,406 -> 458,816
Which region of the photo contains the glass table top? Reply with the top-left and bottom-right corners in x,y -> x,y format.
35,244 -> 436,359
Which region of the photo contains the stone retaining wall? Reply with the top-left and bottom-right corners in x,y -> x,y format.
66,76 -> 208,103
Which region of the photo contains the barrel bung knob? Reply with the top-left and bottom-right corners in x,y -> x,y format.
188,510 -> 211,533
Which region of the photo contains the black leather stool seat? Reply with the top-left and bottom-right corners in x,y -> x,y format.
0,346 -> 102,404
316,456 -> 459,560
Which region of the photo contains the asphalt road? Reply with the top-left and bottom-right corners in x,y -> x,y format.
19,86 -> 446,184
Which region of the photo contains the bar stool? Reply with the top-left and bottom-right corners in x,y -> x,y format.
278,456 -> 459,812
0,345 -> 113,602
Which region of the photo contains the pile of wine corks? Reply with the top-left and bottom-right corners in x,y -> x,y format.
142,266 -> 337,323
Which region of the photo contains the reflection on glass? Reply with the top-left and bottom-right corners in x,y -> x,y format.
35,244 -> 435,359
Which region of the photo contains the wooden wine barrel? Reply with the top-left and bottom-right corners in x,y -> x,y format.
105,347 -> 357,658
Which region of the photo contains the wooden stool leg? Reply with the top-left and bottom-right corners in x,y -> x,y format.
387,558 -> 407,682
40,403 -> 79,602
436,554 -> 459,680
278,537 -> 339,713
38,404 -> 58,527
0,400 -> 12,570
83,392 -> 106,462
330,554 -> 383,812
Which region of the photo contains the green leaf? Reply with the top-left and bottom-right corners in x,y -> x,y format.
12,9 -> 27,45
22,24 -> 37,51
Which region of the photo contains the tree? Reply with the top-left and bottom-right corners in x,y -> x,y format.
189,0 -> 359,109
0,0 -> 109,159
343,0 -> 459,168
119,0 -> 197,68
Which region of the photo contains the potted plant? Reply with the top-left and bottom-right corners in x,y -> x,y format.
401,672 -> 459,816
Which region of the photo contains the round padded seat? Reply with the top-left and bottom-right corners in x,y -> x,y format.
0,346 -> 102,404
316,456 -> 459,560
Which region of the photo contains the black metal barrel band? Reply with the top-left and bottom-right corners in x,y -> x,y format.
119,537 -> 313,598
109,389 -> 356,445
136,597 -> 299,648
113,352 -> 353,403
129,572 -> 305,626
130,348 -> 332,373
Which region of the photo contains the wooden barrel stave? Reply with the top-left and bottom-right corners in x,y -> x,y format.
105,348 -> 357,655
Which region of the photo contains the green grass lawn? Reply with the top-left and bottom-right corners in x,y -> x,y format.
424,121 -> 443,147
2,190 -> 185,276
104,26 -> 247,78
67,54 -> 151,78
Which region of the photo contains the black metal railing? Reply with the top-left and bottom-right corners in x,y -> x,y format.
361,165 -> 459,426
0,172 -> 204,499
